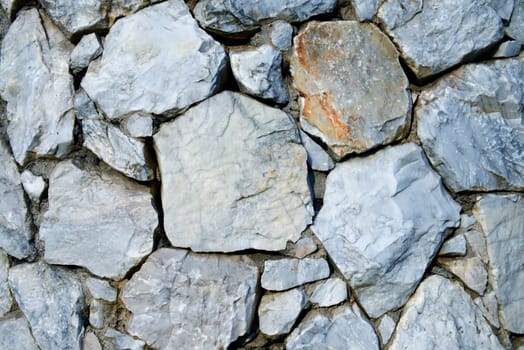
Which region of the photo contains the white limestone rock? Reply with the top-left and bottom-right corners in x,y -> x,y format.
309,278 -> 347,307
465,230 -> 489,263
154,91 -> 313,252
0,316 -> 39,350
75,89 -> 98,120
0,9 -> 75,165
351,0 -> 383,20
460,214 -> 477,230
377,314 -> 396,345
474,291 -> 501,328
121,112 -> 154,138
270,21 -> 293,50
388,275 -> 504,350
82,0 -> 227,120
39,161 -> 157,280
507,0 -> 524,41
258,288 -> 307,336
83,332 -> 102,350
438,234 -> 467,257
261,258 -> 330,291
70,33 -> 103,75
493,40 -> 522,58
121,248 -> 259,349
20,170 -> 47,203
488,0 -> 515,20
439,257 -> 488,295
313,143 -> 461,318
89,299 -> 105,329
300,131 -> 335,171
416,56 -> 524,192
293,236 -> 317,258
0,250 -> 11,317
104,328 -> 145,350
85,277 -> 117,302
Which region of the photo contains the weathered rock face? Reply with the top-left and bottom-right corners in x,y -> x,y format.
416,57 -> 524,192
291,21 -> 411,158
378,0 -> 503,80
70,33 -> 103,75
121,248 -> 259,349
388,275 -> 504,350
507,0 -> 524,41
309,277 -> 347,307
488,0 -> 514,20
0,250 -> 11,317
39,161 -> 157,280
439,257 -> 488,295
258,288 -> 307,336
474,194 -> 524,334
351,0 -> 383,20
82,0 -> 227,120
85,278 -> 117,302
105,328 -> 145,350
313,143 -> 461,317
0,9 -> 75,165
155,91 -> 313,252
261,258 -> 330,291
0,316 -> 39,350
8,262 -> 85,350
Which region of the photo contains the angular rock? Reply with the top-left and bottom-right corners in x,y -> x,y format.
378,0 -> 503,80
8,262 -> 85,350
474,194 -> 524,333
313,143 -> 461,317
300,131 -> 334,171
121,248 -> 259,349
460,214 -> 477,230
507,0 -> 524,41
20,170 -> 47,203
230,45 -> 288,104
439,257 -> 488,295
82,0 -> 227,120
293,236 -> 317,258
438,234 -> 467,257
309,277 -> 347,307
351,0 -> 383,20
0,316 -> 39,350
464,230 -> 489,263
388,275 -> 503,350
0,251 -> 11,316
377,314 -> 396,345
89,299 -> 105,329
286,305 -> 379,350
291,21 -> 411,158
416,57 -> 524,192
474,291 -> 501,328
155,91 -> 313,252
70,33 -> 103,75
75,89 -> 98,120
105,328 -> 145,350
270,21 -> 293,50
261,258 -> 329,291
0,9 -> 75,165
83,116 -> 155,181
121,112 -> 154,138
488,0 -> 515,20
39,161 -> 157,280
85,277 -> 117,302
493,40 -> 522,58
258,288 -> 307,336
83,332 -> 102,350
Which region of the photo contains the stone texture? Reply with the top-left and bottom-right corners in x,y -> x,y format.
105,328 -> 145,350
377,314 -> 396,345
351,0 -> 382,20
286,305 -> 379,350
313,143 -> 461,317
121,248 -> 259,349
0,9 -> 75,165
89,299 -> 105,329
293,236 -> 317,258
438,234 -> 467,257
8,262 -> 85,350
121,112 -> 154,138
464,230 -> 489,263
83,332 -> 102,350
258,288 -> 307,336
474,194 -> 524,334
291,21 -> 411,158
439,257 -> 488,295
261,258 -> 329,291
488,0 -> 515,20
388,275 -> 503,350
110,0 -> 162,19
20,170 -> 47,203
85,277 -> 117,302
309,277 -> 347,307
154,91 -> 313,252
0,316 -> 39,350
493,40 -> 521,58
75,89 -> 98,120
82,0 -> 226,120
39,161 -> 157,280
300,131 -> 334,171
270,21 -> 293,50
70,33 -> 103,75
0,250 -> 11,316
230,45 -> 288,104
474,291 -> 501,328
507,0 -> 524,41
378,0 -> 503,80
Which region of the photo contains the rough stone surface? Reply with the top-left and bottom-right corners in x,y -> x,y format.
438,234 -> 467,257
105,328 -> 145,350
121,248 -> 259,349
75,89 -> 98,120
351,0 -> 383,20
474,291 -> 501,328
82,0 -> 227,120
300,131 -> 334,171
261,258 -> 330,291
313,143 -> 461,317
474,194 -> 524,334
439,257 -> 488,295
377,314 -> 396,345
20,170 -> 47,203
258,288 -> 307,336
89,299 -> 105,329
465,230 -> 489,263
378,0 -> 503,80
8,262 -> 85,350
291,21 -> 411,158
493,40 -> 522,58
70,33 -> 103,75
0,9 -> 75,165
0,316 -> 39,350
309,277 -> 347,307
230,45 -> 288,104
39,161 -> 157,280
286,305 -> 379,350
507,0 -> 524,42
388,275 -> 504,350
416,56 -> 524,192
293,236 -> 317,258
154,91 -> 313,252
0,250 -> 11,316
488,0 -> 515,20
83,332 -> 102,350
270,21 -> 293,50
121,112 -> 154,138
85,277 -> 117,302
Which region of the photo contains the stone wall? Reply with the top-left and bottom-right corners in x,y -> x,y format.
0,0 -> 523,349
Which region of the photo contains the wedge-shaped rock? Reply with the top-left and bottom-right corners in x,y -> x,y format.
261,258 -> 330,291
416,57 -> 524,192
8,262 -> 85,350
389,276 -> 504,350
70,33 -> 103,75
121,248 -> 259,350
40,161 -> 157,279
82,0 -> 226,120
439,257 -> 488,295
155,92 -> 313,252
474,194 -> 524,334
0,316 -> 39,350
378,0 -> 503,80
310,277 -> 347,307
258,288 -> 307,336
0,9 -> 75,165
0,251 -> 11,317
300,131 -> 334,172
313,143 -> 461,317
291,21 -> 411,158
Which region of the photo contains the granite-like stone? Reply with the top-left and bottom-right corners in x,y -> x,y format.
121,248 -> 259,349
261,258 -> 330,291
0,316 -> 39,350
507,0 -> 524,42
70,33 -> 103,74
270,21 -> 293,50
313,143 -> 461,317
83,332 -> 102,350
416,57 -> 524,192
154,91 -> 313,252
20,170 -> 47,203
85,277 -> 117,302
438,234 -> 467,257
105,328 -> 145,350
309,278 -> 347,307
493,40 -> 521,58
121,112 -> 154,138
82,0 -> 226,120
40,161 -> 157,280
258,288 -> 307,336
291,21 -> 411,158
293,236 -> 317,258
0,250 -> 11,317
351,0 -> 383,20
300,131 -> 335,171
439,257 -> 488,295
377,314 -> 396,345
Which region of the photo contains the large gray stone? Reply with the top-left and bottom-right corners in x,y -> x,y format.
378,0 -> 503,80
121,248 -> 259,349
291,21 -> 411,158
0,9 -> 75,165
438,257 -> 488,295
474,194 -> 524,334
258,288 -> 307,336
154,91 -> 313,252
493,40 -> 522,58
313,143 -> 461,318
388,275 -> 504,350
82,0 -> 226,120
39,161 -> 157,280
8,262 -> 85,350
0,250 -> 11,317
507,0 -> 524,41
416,57 -> 524,192
261,258 -> 330,291
0,316 -> 39,350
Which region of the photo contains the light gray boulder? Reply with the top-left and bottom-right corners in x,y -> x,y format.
70,33 -> 103,75
309,277 -> 347,307
20,170 -> 47,203
83,332 -> 102,350
507,0 -> 524,41
377,314 -> 396,345
261,258 -> 330,291
89,299 -> 105,329
0,250 -> 11,317
104,328 -> 145,350
258,288 -> 307,336
300,131 -> 334,171
270,21 -> 293,50
438,257 -> 488,295
493,40 -> 522,58
85,277 -> 117,302
438,234 -> 467,257
293,236 -> 317,258
121,112 -> 155,138
488,0 -> 514,20
0,316 -> 39,350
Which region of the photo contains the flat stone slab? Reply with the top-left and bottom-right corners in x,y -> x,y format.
261,258 -> 330,291
258,288 -> 307,336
